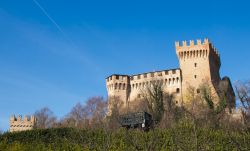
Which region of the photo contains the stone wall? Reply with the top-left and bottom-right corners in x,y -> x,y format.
9,115 -> 36,132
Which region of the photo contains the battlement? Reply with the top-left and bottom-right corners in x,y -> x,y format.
175,38 -> 220,65
106,74 -> 130,82
175,38 -> 210,47
10,115 -> 36,132
10,115 -> 36,122
130,69 -> 180,81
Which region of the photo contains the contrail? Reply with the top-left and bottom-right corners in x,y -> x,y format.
31,0 -> 102,73
32,0 -> 66,37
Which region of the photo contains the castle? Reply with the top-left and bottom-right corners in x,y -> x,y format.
106,38 -> 235,112
9,115 -> 36,132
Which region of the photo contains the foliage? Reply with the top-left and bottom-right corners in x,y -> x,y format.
235,80 -> 250,126
0,122 -> 250,151
141,81 -> 165,125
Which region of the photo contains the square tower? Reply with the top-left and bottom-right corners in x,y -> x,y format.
175,38 -> 221,103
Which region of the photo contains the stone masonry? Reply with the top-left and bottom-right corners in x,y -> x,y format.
9,115 -> 36,132
106,38 -> 235,113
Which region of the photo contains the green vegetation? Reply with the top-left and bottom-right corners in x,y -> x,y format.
1,121 -> 250,151
2,80 -> 250,150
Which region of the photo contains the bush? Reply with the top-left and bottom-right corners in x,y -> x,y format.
0,124 -> 250,151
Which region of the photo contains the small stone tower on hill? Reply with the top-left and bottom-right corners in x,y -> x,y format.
10,115 -> 36,132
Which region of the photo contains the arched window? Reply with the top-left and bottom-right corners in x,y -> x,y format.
123,83 -> 126,90
115,83 -> 117,89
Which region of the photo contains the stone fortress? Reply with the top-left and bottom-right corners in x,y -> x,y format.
106,38 -> 235,112
9,115 -> 36,132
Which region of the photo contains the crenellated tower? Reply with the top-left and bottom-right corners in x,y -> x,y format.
10,115 -> 36,132
106,74 -> 130,113
175,38 -> 221,103
105,38 -> 235,114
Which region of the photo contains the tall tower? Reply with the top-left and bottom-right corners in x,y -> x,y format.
106,74 -> 130,113
175,38 -> 221,103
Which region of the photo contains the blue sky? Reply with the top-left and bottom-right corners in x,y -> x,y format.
0,0 -> 250,131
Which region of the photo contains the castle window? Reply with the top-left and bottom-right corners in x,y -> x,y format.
197,89 -> 200,93
144,74 -> 147,78
150,73 -> 154,77
132,84 -> 135,89
176,101 -> 178,104
194,75 -> 197,79
165,71 -> 169,75
119,83 -> 122,90
110,77 -> 112,80
177,77 -> 179,83
172,70 -> 176,74
137,75 -> 141,79
116,75 -> 119,80
123,83 -> 126,90
115,83 -> 117,89
176,88 -> 180,93
194,63 -> 197,67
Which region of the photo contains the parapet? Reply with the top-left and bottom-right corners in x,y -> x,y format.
175,38 -> 220,63
175,38 -> 210,48
9,115 -> 36,132
10,115 -> 36,123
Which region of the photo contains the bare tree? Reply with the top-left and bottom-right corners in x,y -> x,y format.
61,102 -> 88,128
34,107 -> 57,129
235,80 -> 250,126
85,96 -> 108,128
141,80 -> 165,125
160,92 -> 179,128
107,96 -> 124,130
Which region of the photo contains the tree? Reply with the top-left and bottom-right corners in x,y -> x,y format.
184,82 -> 228,128
107,96 -> 123,129
34,107 -> 57,129
141,80 -> 165,125
235,80 -> 250,126
61,102 -> 88,128
60,96 -> 108,129
85,96 -> 108,128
